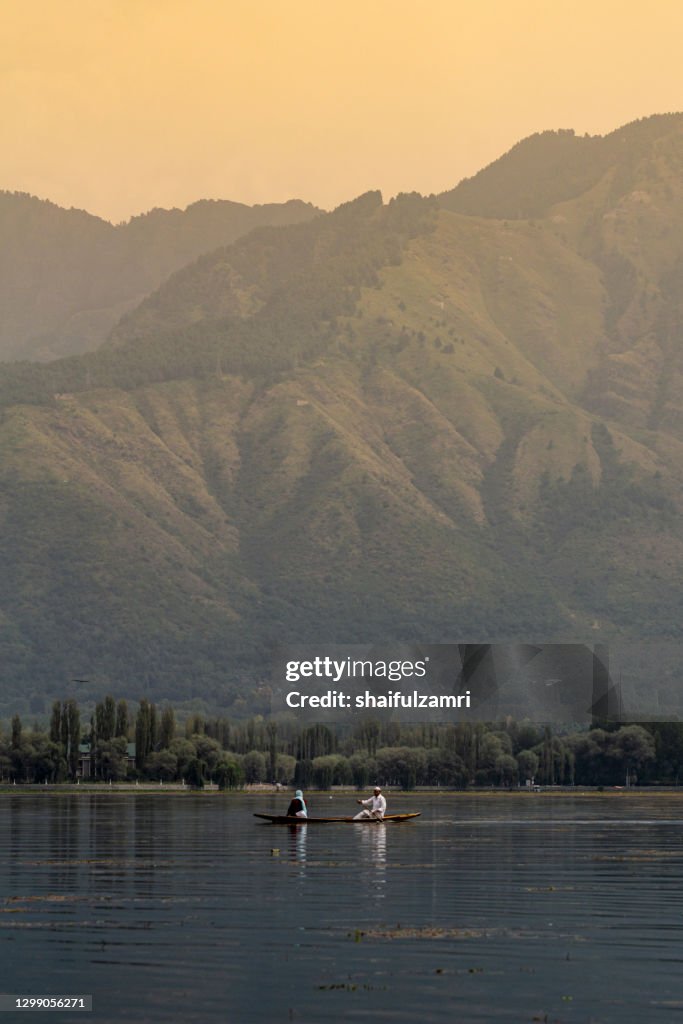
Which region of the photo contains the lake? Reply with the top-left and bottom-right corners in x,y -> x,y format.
1,791 -> 682,1022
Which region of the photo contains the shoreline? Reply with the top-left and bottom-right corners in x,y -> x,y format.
2,784 -> 683,796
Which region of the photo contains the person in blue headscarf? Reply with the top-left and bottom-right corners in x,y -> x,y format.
286,790 -> 308,818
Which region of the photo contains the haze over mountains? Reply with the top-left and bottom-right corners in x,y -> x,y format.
0,194 -> 319,361
2,113 -> 683,717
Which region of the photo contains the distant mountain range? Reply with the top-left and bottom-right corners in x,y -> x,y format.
0,193 -> 319,361
2,113 -> 683,717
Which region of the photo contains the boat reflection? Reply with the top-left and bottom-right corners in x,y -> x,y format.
287,823 -> 307,875
358,823 -> 386,899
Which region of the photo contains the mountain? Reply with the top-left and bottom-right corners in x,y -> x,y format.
0,193 -> 319,362
2,114 -> 683,717
440,113 -> 683,218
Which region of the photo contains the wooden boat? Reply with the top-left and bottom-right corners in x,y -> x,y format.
253,812 -> 421,824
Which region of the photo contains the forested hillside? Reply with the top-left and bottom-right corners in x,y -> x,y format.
2,115 -> 683,717
0,193 -> 318,361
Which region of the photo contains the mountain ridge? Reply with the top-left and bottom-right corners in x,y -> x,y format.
0,191 -> 320,362
2,114 -> 683,715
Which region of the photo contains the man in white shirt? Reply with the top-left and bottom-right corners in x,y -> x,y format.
354,786 -> 387,820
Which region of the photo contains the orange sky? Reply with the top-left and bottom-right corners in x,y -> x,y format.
3,0 -> 683,223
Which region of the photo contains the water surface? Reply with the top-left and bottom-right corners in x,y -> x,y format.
1,791 -> 682,1022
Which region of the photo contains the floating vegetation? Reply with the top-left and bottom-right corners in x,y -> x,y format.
523,885 -> 575,892
19,858 -> 176,868
3,894 -> 178,906
592,849 -> 682,862
6,894 -> 88,903
317,983 -> 386,992
346,924 -> 589,943
356,926 -> 487,940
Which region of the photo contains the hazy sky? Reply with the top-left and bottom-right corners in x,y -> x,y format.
3,0 -> 683,223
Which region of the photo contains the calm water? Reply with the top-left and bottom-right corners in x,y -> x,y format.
1,791 -> 683,1023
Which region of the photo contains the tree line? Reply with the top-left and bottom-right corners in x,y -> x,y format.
3,697 -> 683,789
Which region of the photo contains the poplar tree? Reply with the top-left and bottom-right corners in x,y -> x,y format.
102,696 -> 116,740
49,701 -> 62,745
160,707 -> 176,749
135,700 -> 152,769
149,703 -> 158,751
59,700 -> 80,778
267,721 -> 277,783
65,700 -> 80,779
115,700 -> 129,739
11,714 -> 22,749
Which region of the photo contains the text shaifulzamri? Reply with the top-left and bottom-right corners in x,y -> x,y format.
285,690 -> 471,709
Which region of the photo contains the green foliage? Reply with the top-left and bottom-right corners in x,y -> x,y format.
0,698 -> 678,789
185,757 -> 206,788
215,757 -> 243,790
297,725 -> 336,760
115,700 -> 129,739
93,737 -> 128,781
63,701 -> 81,778
160,707 -> 176,749
135,700 -> 155,770
311,754 -> 338,789
145,749 -> 178,781
516,749 -> 539,782
96,696 -> 116,742
242,750 -> 267,784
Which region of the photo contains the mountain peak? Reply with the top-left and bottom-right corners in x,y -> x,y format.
441,112 -> 683,220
